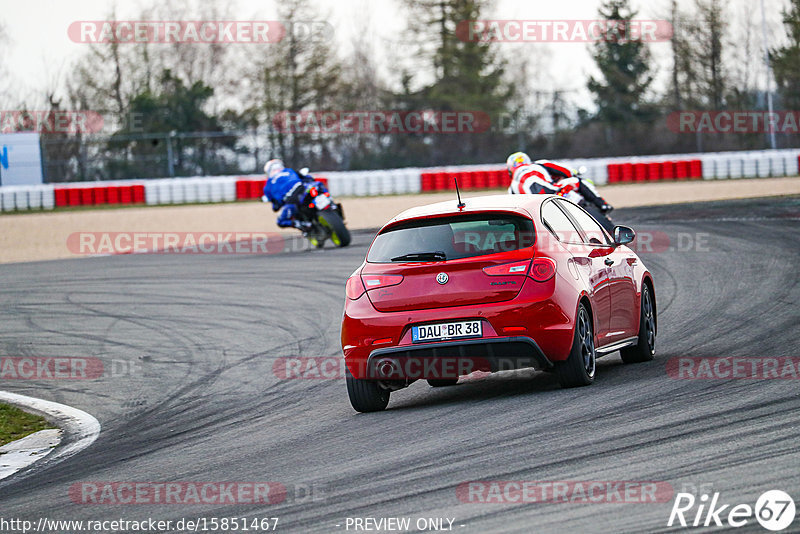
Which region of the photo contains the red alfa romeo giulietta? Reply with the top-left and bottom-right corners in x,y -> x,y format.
341,194 -> 656,412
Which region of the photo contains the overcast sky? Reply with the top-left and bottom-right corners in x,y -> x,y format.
0,0 -> 787,109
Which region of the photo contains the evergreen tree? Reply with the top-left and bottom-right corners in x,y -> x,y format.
587,0 -> 656,129
772,0 -> 800,110
397,0 -> 512,165
106,70 -> 232,177
244,0 -> 341,168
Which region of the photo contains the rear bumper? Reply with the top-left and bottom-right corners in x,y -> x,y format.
363,336 -> 553,381
341,272 -> 578,380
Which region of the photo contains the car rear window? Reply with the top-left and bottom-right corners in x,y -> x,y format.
367,213 -> 535,263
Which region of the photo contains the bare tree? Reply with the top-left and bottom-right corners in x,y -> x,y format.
0,23 -> 14,109
68,11 -> 151,118
240,0 -> 342,168
333,6 -> 387,169
144,0 -> 238,115
687,0 -> 728,109
722,1 -> 761,110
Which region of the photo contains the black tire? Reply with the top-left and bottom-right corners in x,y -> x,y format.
319,210 -> 351,247
620,283 -> 656,363
555,304 -> 596,388
346,369 -> 389,412
427,378 -> 459,387
583,205 -> 615,234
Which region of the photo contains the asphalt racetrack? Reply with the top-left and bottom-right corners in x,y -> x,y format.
1,196 -> 799,533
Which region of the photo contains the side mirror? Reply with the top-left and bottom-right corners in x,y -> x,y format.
299,167 -> 310,176
613,225 -> 636,246
577,165 -> 587,176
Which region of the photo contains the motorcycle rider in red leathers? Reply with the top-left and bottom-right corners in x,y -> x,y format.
506,152 -> 613,214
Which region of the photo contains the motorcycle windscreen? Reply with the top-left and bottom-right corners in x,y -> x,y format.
363,213 -> 536,312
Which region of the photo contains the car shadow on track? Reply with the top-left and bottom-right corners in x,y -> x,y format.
383,356 -> 646,412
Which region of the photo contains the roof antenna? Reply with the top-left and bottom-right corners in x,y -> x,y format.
454,177 -> 466,211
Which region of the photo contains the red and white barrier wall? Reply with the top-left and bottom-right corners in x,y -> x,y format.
2,148 -> 799,212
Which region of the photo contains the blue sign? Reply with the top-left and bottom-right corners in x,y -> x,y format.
0,133 -> 43,185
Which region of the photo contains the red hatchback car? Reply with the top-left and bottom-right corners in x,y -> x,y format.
341,194 -> 656,412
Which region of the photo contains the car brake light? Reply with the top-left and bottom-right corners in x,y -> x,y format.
530,257 -> 556,282
361,274 -> 404,291
346,276 -> 365,300
483,261 -> 531,276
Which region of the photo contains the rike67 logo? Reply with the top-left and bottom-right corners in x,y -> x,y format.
668,490 -> 796,531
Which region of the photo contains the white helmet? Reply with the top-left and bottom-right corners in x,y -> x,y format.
506,152 -> 531,177
264,159 -> 284,179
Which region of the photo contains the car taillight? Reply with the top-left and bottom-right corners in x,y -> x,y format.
482,259 -> 556,281
346,276 -> 365,300
530,257 -> 556,282
362,274 -> 404,291
482,261 -> 531,276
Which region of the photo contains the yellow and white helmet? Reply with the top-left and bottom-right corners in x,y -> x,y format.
506,152 -> 531,177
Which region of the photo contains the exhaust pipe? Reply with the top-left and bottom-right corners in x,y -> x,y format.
374,358 -> 400,379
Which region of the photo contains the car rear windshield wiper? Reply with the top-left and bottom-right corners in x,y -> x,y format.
390,251 -> 447,262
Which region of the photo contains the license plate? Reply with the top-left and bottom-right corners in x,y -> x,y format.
315,195 -> 331,209
412,320 -> 482,343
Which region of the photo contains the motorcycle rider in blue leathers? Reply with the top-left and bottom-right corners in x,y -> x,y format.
262,159 -> 315,233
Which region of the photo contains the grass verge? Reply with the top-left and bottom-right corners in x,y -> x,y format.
0,403 -> 53,447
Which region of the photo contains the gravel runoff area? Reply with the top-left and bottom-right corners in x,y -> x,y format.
2,176 -> 800,264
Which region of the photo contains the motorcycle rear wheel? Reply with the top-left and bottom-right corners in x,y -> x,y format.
318,210 -> 351,247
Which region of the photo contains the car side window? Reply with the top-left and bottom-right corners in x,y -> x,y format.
556,200 -> 610,245
541,200 -> 582,243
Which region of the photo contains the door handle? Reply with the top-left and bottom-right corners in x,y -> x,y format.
604,258 -> 614,266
